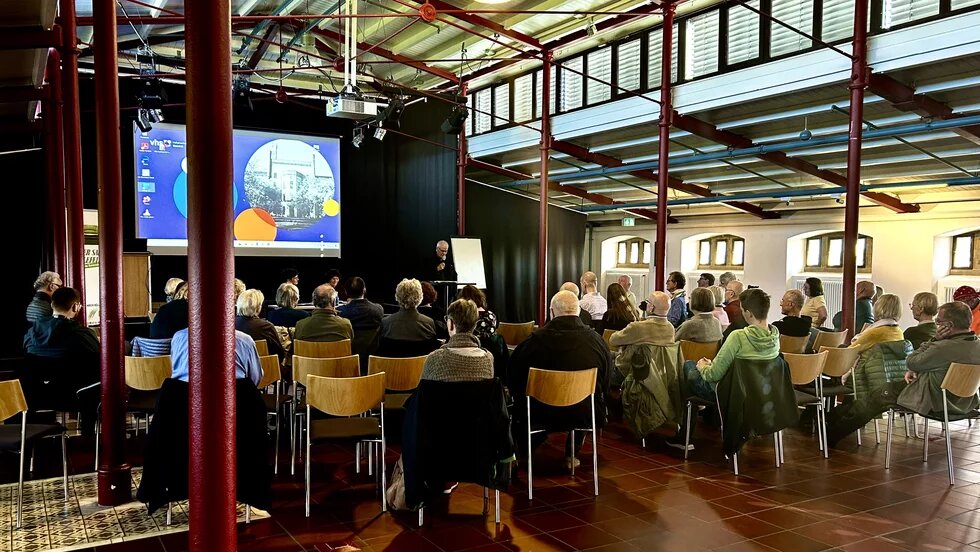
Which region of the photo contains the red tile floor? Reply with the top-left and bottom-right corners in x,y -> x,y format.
15,414 -> 980,552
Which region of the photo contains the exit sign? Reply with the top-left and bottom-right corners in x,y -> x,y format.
622,217 -> 635,227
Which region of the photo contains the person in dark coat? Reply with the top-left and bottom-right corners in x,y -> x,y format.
26,271 -> 62,323
381,279 -> 436,342
772,289 -> 813,338
235,289 -> 286,362
150,281 -> 189,339
267,283 -> 310,327
509,290 -> 612,468
431,240 -> 458,282
338,277 -> 384,332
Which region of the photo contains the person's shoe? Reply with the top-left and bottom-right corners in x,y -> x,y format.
443,482 -> 459,494
665,438 -> 694,452
565,457 -> 581,469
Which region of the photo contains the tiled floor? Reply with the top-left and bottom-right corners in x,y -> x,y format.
9,413 -> 980,551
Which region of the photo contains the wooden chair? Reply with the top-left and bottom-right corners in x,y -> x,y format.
886,362 -> 980,486
818,345 -> 873,445
0,380 -> 68,528
368,355 -> 426,410
254,339 -> 269,356
294,339 -> 352,359
96,356 -> 171,470
679,340 -> 720,363
290,355 -> 361,474
525,367 -> 599,499
602,329 -> 617,352
304,373 -> 387,516
258,354 -> 290,475
498,322 -> 534,348
785,351 -> 830,457
779,334 -> 808,354
812,330 -> 848,351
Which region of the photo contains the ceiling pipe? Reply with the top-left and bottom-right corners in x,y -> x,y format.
575,176 -> 980,212
503,114 -> 980,187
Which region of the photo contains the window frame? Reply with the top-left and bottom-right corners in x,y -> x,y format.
697,234 -> 746,270
950,231 -> 980,275
616,237 -> 652,269
804,232 -> 874,272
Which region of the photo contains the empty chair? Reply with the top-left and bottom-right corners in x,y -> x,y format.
812,330 -> 848,351
257,354 -> 291,475
291,355 -> 361,473
498,322 -> 534,348
367,356 -> 426,410
886,362 -> 980,485
254,339 -> 270,356
304,373 -> 387,516
525,367 -> 599,499
96,355 -> 172,469
785,351 -> 830,457
679,340 -> 720,363
293,339 -> 352,359
779,334 -> 808,354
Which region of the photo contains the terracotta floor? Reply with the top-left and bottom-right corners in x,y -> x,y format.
13,413 -> 980,552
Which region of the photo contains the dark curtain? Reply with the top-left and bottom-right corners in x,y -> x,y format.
465,182 -> 586,323
5,150 -> 46,356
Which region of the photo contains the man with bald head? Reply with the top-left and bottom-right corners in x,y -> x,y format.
773,289 -> 812,338
579,271 -> 607,322
832,280 -> 876,331
509,290 -> 612,468
618,275 -> 639,317
560,281 -> 594,327
430,240 -> 457,282
609,291 -> 675,349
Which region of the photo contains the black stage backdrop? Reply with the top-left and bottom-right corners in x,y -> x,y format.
465,181 -> 586,323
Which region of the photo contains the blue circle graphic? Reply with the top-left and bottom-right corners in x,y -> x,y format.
172,171 -> 239,219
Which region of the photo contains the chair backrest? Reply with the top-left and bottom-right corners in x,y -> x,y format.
306,372 -> 386,417
254,339 -> 269,356
779,334 -> 808,354
680,340 -> 720,363
602,329 -> 617,352
124,355 -> 172,391
294,339 -> 352,358
818,346 -> 861,377
257,355 -> 282,390
941,363 -> 980,398
812,330 -> 848,351
367,355 -> 426,391
526,367 -> 597,407
0,380 -> 28,422
293,355 -> 361,387
498,322 -> 534,347
784,351 -> 829,386
131,336 -> 172,357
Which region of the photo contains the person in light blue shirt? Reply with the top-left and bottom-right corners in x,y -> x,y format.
170,328 -> 263,386
666,271 -> 688,328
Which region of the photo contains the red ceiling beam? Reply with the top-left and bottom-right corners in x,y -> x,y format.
868,72 -> 980,147
412,0 -> 542,49
310,27 -> 459,83
0,28 -> 62,49
468,157 -> 673,222
550,138 -> 779,220
671,111 -> 919,214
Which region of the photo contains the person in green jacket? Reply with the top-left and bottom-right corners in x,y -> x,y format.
685,288 -> 781,402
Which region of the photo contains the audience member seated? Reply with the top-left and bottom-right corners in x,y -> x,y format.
235,289 -> 286,362
827,302 -> 980,446
338,277 -> 385,358
418,281 -> 449,339
686,288 -> 779,403
723,280 -> 745,331
666,271 -> 688,328
697,273 -> 715,288
801,277 -> 828,328
381,279 -> 437,344
234,278 -> 246,302
579,271 -> 607,322
718,272 -> 736,294
26,271 -> 62,323
457,285 -> 499,340
170,326 -> 264,386
509,291 -> 611,468
675,288 -> 723,343
150,281 -> 189,339
610,292 -> 675,350
560,282 -> 594,327
848,294 -> 903,353
905,292 -> 939,350
833,280 -> 875,331
773,289 -> 813,338
596,283 -> 638,334
325,269 -> 347,302
421,299 -> 494,382
163,277 -> 185,303
710,286 -> 730,326
281,267 -> 300,287
267,283 -> 310,327
294,284 -> 354,343
23,286 -> 100,433
953,286 -> 980,335
618,275 -> 640,318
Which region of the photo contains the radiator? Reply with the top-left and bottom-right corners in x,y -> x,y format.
939,280 -> 980,303
791,277 -> 843,321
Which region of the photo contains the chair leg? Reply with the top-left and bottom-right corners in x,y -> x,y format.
61,433 -> 69,500
17,418 -> 25,529
245,505 -> 251,524
779,431 -> 785,465
569,430 -> 575,477
527,397 -> 534,500
923,418 -> 930,462
483,487 -> 489,515
166,502 -> 172,526
944,392 -> 955,486
305,410 -> 311,517
94,418 -> 100,472
821,404 -> 829,459
732,451 -> 739,476
904,413 -> 911,438
885,410 -> 894,469
874,418 -> 881,445
773,433 -> 780,468
857,424 -> 862,446
641,438 -> 646,449
355,442 -> 361,475
368,442 -> 374,477
495,489 -> 500,525
418,507 -> 424,527
911,413 -> 919,438
684,401 -> 693,460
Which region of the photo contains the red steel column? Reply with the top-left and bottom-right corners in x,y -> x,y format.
44,50 -> 67,278
654,2 -> 675,291
457,82 -> 468,235
61,0 -> 87,324
842,0 -> 869,338
185,0 -> 237,549
92,0 -> 131,506
537,51 -> 553,325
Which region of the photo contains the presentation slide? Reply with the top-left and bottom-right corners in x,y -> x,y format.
134,123 -> 342,257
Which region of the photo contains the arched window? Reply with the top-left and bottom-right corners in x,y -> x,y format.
698,234 -> 744,270
805,232 -> 873,271
616,238 -> 651,269
951,231 -> 980,275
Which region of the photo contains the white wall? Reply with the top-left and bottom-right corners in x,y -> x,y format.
587,203 -> 980,327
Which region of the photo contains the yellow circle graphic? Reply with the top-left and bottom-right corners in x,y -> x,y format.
323,199 -> 341,217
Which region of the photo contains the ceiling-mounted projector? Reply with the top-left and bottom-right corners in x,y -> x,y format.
326,95 -> 387,120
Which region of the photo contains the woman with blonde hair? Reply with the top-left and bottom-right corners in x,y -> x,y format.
849,294 -> 904,353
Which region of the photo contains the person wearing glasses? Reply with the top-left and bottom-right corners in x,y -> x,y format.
904,292 -> 938,350
26,271 -> 63,323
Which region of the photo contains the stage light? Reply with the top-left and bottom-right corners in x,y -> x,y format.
374,126 -> 387,141
233,75 -> 254,111
136,77 -> 168,109
148,108 -> 164,123
441,104 -> 469,134
352,127 -> 364,148
376,97 -> 405,128
135,108 -> 153,132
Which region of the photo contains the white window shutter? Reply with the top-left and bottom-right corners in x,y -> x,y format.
770,0 -> 813,56
560,57 -> 583,112
728,0 -> 760,65
648,23 -> 679,87
617,39 -> 641,91
587,48 -> 612,104
493,83 -> 510,127
513,74 -> 533,123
